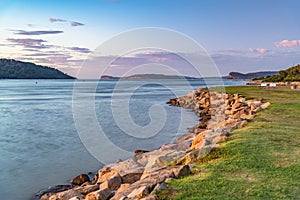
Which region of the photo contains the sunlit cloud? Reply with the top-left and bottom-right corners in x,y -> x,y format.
274,39 -> 300,47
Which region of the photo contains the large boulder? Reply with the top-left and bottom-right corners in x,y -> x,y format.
120,171 -> 143,184
143,150 -> 185,173
127,186 -> 150,199
75,184 -> 99,195
176,145 -> 213,165
100,173 -> 122,191
261,102 -> 270,109
172,165 -> 192,178
85,188 -> 112,200
71,174 -> 90,186
49,189 -> 84,200
97,169 -> 118,184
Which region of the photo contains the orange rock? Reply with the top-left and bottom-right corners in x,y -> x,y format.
70,174 -> 90,186
97,169 -> 118,184
191,134 -> 205,149
261,102 -> 270,109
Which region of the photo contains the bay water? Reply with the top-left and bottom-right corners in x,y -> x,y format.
0,79 -> 245,200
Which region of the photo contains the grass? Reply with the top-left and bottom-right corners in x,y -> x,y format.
156,86 -> 300,200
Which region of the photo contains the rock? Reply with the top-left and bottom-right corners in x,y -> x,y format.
116,183 -> 131,193
81,181 -> 92,186
194,128 -> 207,134
212,135 -> 227,144
204,131 -> 221,144
175,133 -> 195,143
261,102 -> 270,109
71,174 -> 90,186
135,149 -> 162,166
100,173 -> 122,191
86,188 -> 112,200
134,149 -> 150,155
91,174 -> 98,185
191,134 -> 206,149
237,120 -> 248,128
176,145 -> 213,165
159,140 -> 191,152
36,185 -> 74,199
69,197 -> 83,200
152,183 -> 166,192
120,171 -> 143,184
75,184 -> 99,195
49,189 -> 84,200
223,118 -> 240,129
225,109 -> 233,115
141,167 -> 175,181
143,150 -> 185,173
168,98 -> 179,106
246,100 -> 262,108
99,158 -> 144,184
108,158 -> 145,174
97,169 -> 118,184
172,165 -> 192,178
40,193 -> 53,200
127,186 -> 150,199
240,114 -> 255,120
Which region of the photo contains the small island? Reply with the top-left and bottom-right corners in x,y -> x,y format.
0,58 -> 74,79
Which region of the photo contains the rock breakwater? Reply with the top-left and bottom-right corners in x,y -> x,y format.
37,88 -> 270,200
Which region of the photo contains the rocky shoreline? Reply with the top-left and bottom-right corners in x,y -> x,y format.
36,88 -> 270,200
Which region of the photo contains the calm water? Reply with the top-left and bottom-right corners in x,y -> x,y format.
0,79 -> 245,200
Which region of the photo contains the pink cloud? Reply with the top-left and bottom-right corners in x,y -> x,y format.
49,18 -> 67,23
249,47 -> 267,55
256,48 -> 267,54
274,39 -> 300,47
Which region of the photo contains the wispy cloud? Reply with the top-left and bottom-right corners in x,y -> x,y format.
70,21 -> 85,26
274,39 -> 300,47
49,18 -> 67,23
49,18 -> 85,27
12,30 -> 63,35
69,47 -> 91,53
7,38 -> 48,49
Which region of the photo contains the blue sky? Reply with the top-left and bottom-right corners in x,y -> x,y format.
1,0 -> 300,77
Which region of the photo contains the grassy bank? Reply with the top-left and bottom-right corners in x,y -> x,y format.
157,86 -> 300,199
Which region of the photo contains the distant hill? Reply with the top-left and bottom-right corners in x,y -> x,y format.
256,64 -> 300,82
228,71 -> 278,80
0,58 -> 74,79
100,74 -> 199,80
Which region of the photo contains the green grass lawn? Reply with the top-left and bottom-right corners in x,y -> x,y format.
156,86 -> 300,200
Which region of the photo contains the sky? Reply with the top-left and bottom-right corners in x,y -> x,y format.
1,0 -> 300,78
